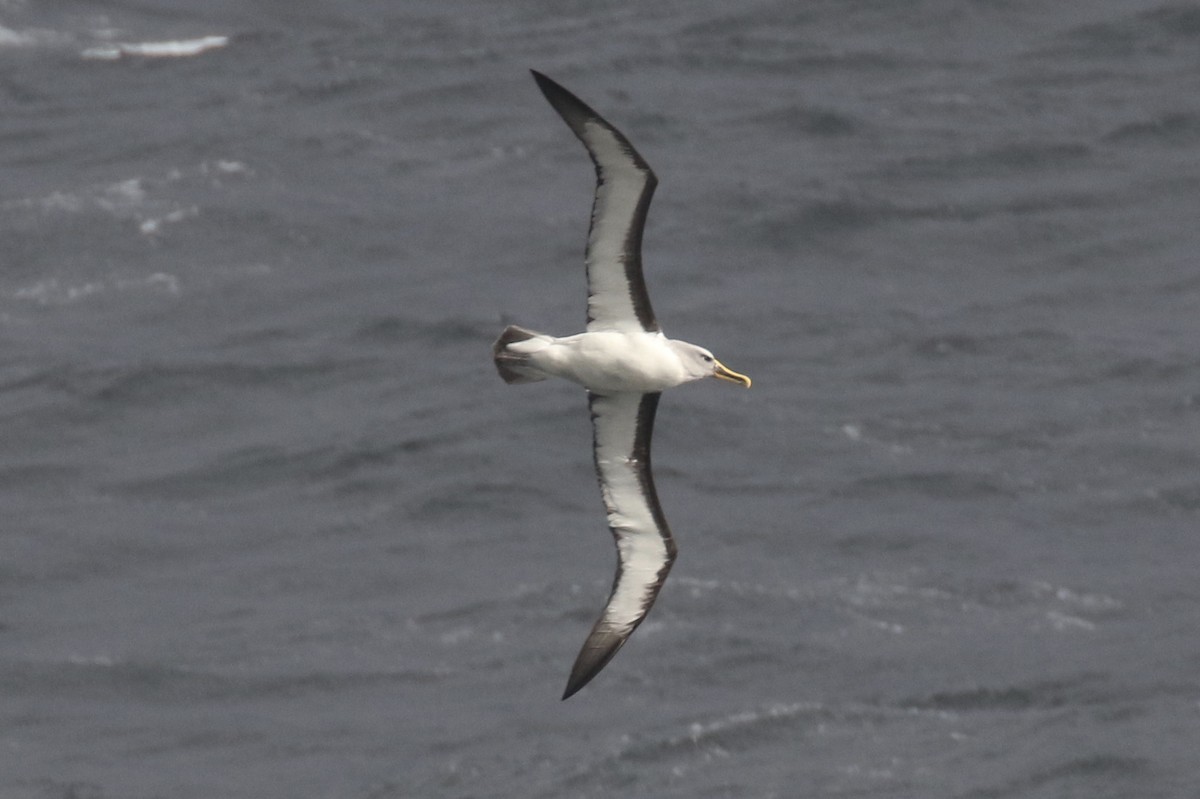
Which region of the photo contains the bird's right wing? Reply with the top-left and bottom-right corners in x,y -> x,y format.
531,71 -> 660,335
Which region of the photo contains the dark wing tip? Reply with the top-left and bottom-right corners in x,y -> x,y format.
561,628 -> 631,700
529,69 -> 604,137
529,69 -> 569,104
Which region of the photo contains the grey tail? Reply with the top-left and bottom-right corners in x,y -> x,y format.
492,325 -> 550,384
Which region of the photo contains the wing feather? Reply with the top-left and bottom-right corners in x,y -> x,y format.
563,391 -> 677,699
531,71 -> 659,334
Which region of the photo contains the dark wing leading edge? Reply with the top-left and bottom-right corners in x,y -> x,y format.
563,391 -> 678,700
531,70 -> 660,334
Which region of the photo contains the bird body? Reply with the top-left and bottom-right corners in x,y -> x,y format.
497,327 -> 740,394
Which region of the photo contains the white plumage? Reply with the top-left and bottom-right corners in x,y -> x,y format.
493,71 -> 750,700
503,330 -> 732,393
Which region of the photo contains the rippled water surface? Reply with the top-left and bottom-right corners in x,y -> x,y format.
2,1 -> 1199,797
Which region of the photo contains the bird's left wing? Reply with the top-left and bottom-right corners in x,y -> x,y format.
531,71 -> 660,334
563,391 -> 677,699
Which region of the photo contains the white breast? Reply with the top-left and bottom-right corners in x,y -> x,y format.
540,331 -> 688,393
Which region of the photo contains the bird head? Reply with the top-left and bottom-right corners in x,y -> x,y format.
672,341 -> 752,387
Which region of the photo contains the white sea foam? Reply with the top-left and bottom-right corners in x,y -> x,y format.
0,25 -> 28,46
12,272 -> 181,306
81,35 -> 229,61
0,23 -> 66,48
1045,611 -> 1096,632
5,161 -> 249,238
139,206 -> 199,235
14,278 -> 105,305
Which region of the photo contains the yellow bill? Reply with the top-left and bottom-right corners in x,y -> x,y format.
713,360 -> 752,388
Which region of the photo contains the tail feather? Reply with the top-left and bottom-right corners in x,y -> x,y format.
493,325 -> 551,384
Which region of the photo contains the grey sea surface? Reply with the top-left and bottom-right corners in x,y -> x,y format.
2,1 -> 1199,797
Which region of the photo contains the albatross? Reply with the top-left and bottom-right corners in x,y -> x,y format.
493,71 -> 751,700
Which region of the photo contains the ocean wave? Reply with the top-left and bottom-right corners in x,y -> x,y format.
2,161 -> 251,253
1103,111 -> 1200,146
0,24 -> 30,47
0,655 -> 446,702
81,35 -> 229,61
899,673 -> 1112,712
836,470 -> 1018,500
0,23 -> 68,49
0,22 -> 228,60
12,272 -> 180,305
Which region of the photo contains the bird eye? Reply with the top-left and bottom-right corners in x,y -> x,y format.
702,355 -> 713,363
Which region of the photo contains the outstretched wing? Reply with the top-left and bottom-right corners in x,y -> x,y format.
563,391 -> 677,699
531,70 -> 660,334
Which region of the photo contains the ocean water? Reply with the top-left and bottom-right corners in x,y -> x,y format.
2,1 -> 1199,797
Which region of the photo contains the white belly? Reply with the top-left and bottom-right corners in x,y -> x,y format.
535,331 -> 686,393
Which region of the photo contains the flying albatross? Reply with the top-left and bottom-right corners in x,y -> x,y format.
493,71 -> 751,700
